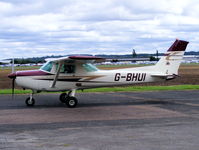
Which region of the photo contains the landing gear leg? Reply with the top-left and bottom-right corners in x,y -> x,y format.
25,92 -> 35,106
65,89 -> 78,108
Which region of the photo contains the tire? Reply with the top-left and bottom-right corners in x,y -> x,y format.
59,93 -> 67,103
25,97 -> 35,106
66,97 -> 78,108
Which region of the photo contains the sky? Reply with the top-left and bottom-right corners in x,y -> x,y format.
0,0 -> 199,59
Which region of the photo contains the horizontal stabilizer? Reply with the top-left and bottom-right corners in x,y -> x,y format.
151,73 -> 179,80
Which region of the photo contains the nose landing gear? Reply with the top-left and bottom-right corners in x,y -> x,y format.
25,93 -> 35,106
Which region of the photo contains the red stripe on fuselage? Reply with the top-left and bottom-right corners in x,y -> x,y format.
16,70 -> 51,77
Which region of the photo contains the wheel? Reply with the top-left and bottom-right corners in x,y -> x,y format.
66,97 -> 78,108
25,97 -> 35,106
59,93 -> 67,103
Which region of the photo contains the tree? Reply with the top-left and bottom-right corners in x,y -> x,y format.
132,49 -> 137,58
150,56 -> 157,61
156,50 -> 159,61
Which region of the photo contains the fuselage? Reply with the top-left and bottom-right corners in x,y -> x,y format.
9,63 -> 163,92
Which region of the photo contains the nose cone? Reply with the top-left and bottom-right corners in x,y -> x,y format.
8,72 -> 16,79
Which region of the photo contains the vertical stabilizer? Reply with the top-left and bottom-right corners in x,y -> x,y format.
154,39 -> 189,75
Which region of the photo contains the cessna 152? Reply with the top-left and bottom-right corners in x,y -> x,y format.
8,39 -> 189,108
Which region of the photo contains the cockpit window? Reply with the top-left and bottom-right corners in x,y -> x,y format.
60,64 -> 75,73
82,63 -> 98,72
40,61 -> 54,72
41,62 -> 75,74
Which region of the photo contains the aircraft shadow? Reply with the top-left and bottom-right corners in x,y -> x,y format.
0,99 -> 174,110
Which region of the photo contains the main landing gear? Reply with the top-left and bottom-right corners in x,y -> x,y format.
25,89 -> 78,108
59,89 -> 78,108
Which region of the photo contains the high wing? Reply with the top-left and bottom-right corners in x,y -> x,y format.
46,56 -> 105,63
49,56 -> 105,88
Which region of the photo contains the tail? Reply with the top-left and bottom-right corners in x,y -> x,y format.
154,39 -> 189,76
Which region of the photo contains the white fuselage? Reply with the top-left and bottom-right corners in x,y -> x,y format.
15,68 -> 162,92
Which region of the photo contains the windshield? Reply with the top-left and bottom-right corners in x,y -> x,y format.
82,63 -> 98,72
40,61 -> 54,72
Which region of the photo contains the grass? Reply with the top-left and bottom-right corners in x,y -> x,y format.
1,85 -> 199,94
83,85 -> 199,92
0,66 -> 40,71
0,89 -> 32,94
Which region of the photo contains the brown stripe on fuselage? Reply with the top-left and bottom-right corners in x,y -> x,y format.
82,75 -> 105,81
165,51 -> 183,61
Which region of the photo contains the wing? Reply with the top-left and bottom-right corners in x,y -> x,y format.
46,56 -> 105,63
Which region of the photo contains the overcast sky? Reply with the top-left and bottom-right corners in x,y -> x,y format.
0,0 -> 199,59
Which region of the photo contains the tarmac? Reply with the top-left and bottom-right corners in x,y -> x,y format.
0,90 -> 199,150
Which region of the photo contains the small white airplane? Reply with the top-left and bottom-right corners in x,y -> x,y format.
0,60 -> 11,64
8,39 -> 189,108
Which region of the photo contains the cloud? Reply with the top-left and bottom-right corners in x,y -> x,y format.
0,0 -> 198,59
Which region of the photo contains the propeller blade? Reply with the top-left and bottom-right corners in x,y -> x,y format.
8,72 -> 16,99
12,78 -> 15,99
8,57 -> 15,99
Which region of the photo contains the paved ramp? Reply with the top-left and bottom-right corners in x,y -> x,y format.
0,91 -> 199,150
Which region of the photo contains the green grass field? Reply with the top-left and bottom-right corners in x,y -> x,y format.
0,66 -> 40,71
1,85 -> 199,94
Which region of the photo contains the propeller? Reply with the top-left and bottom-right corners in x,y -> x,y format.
11,76 -> 16,99
8,58 -> 16,99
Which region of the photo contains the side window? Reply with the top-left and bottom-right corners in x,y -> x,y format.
82,63 -> 98,72
60,64 -> 75,74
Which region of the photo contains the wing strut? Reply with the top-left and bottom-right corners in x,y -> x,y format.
51,63 -> 62,88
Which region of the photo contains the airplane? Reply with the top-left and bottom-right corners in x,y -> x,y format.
0,59 -> 11,64
8,39 -> 189,108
